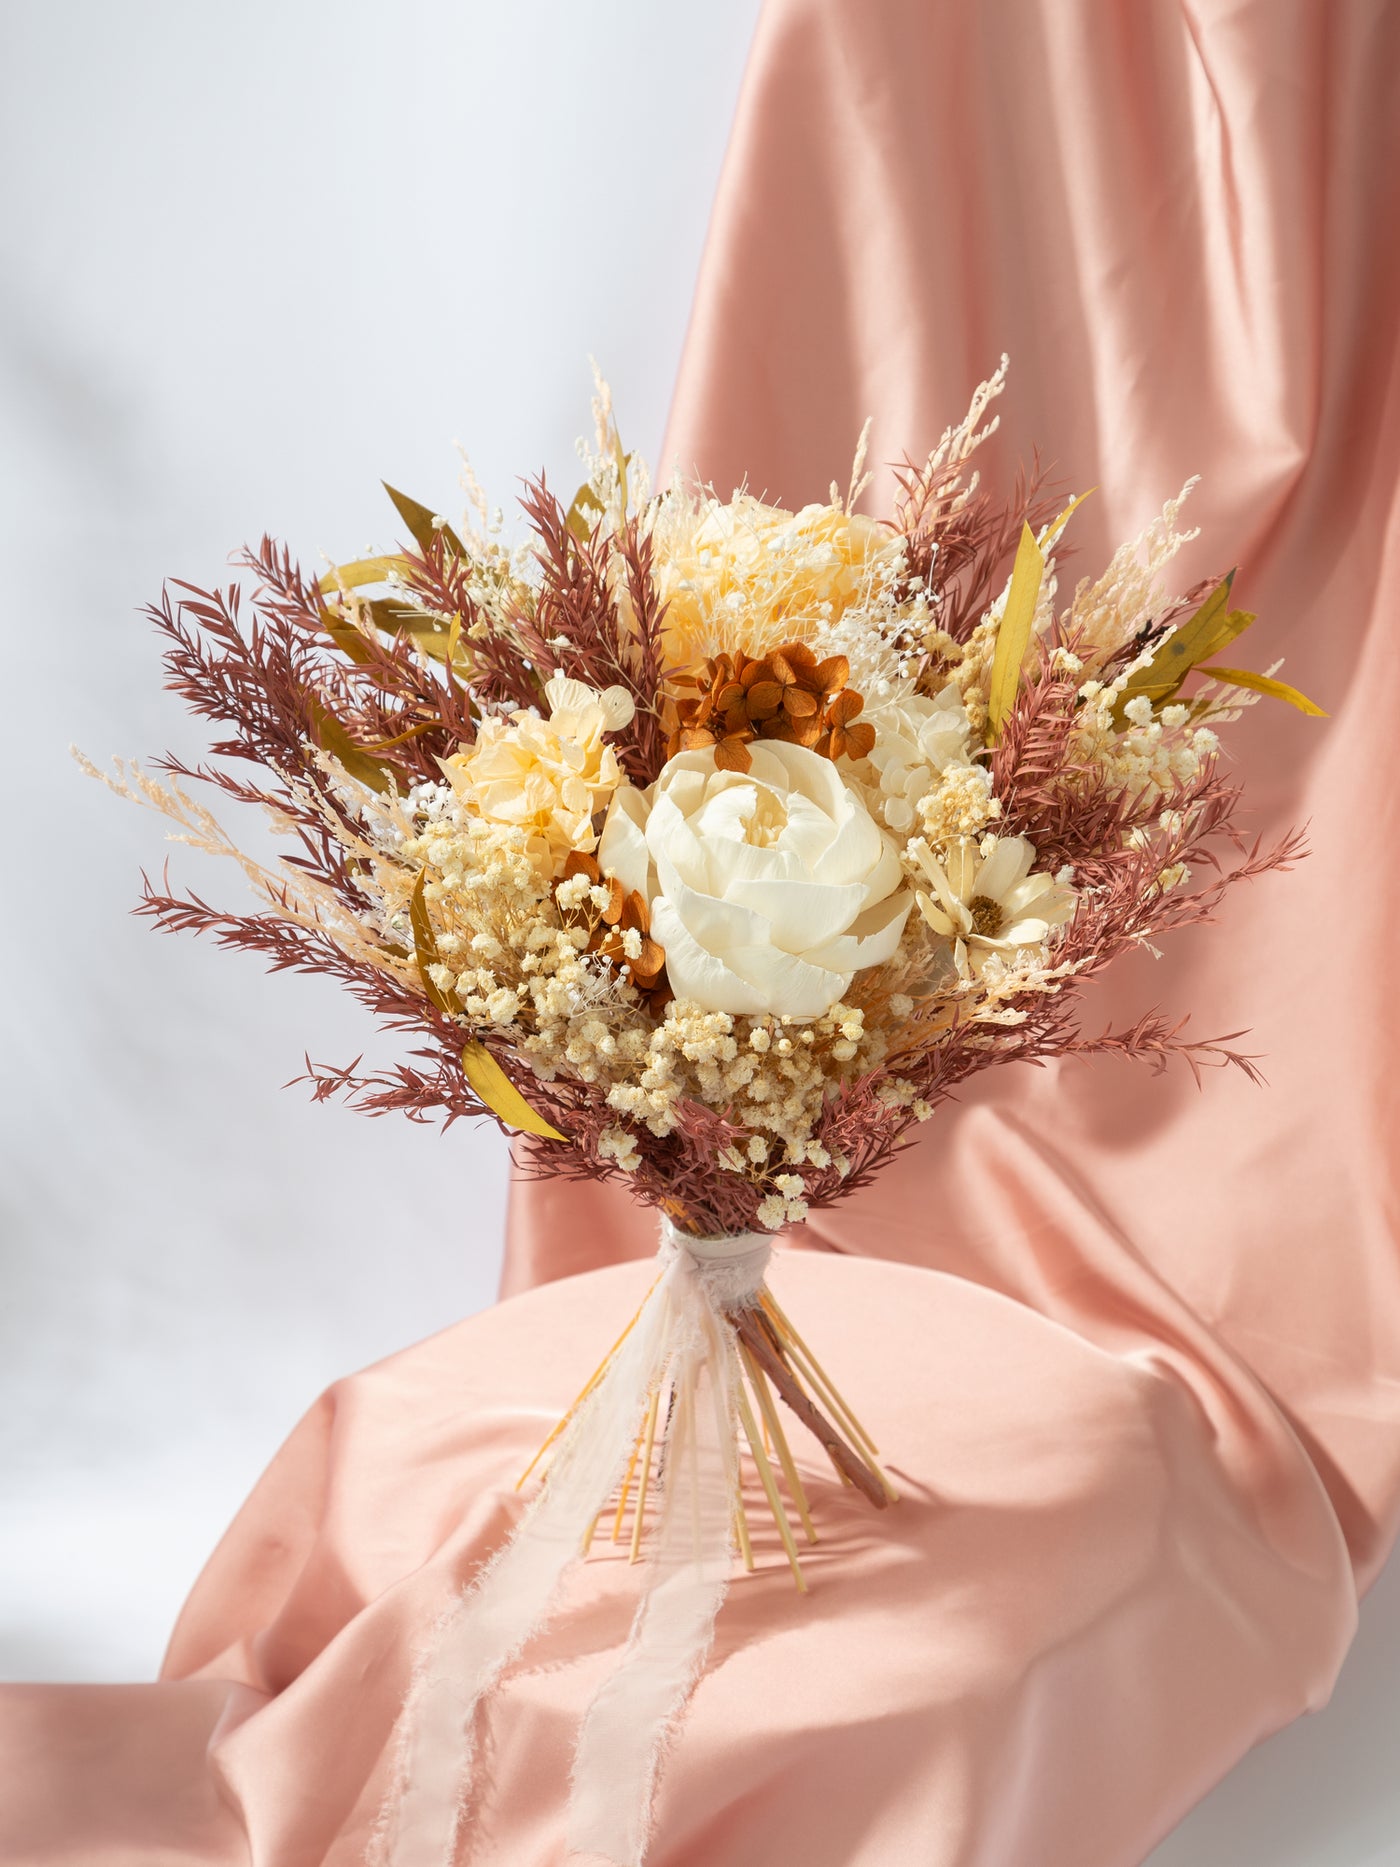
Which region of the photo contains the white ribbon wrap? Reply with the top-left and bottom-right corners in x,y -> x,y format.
370,1220 -> 771,1867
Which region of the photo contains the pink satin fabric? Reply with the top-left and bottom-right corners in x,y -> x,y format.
0,1255 -> 1357,1865
507,0 -> 1400,1599
6,6 -> 1399,1865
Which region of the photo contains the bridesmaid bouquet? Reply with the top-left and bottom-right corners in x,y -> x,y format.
87,361 -> 1319,1864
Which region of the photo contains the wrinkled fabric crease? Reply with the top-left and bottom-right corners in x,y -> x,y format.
3,2 -> 1398,1864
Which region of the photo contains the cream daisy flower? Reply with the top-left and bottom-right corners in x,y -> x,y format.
908,834 -> 1075,977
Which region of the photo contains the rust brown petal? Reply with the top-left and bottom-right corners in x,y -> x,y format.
781,641 -> 817,670
844,721 -> 876,758
815,655 -> 850,694
783,687 -> 820,718
632,938 -> 666,983
793,714 -> 824,748
829,689 -> 864,725
714,735 -> 754,773
746,680 -> 785,717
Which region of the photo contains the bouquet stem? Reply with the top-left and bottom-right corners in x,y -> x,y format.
521,1227 -> 896,1592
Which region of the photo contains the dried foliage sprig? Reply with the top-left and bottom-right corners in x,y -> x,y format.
88,364 -> 1321,1241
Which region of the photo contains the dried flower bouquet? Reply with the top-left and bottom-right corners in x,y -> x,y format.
87,361 -> 1322,1865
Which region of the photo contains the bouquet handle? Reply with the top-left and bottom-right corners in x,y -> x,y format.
370,1219 -> 895,1867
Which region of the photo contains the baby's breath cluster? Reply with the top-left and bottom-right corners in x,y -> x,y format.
602,1002 -> 882,1155
107,362 -> 1311,1240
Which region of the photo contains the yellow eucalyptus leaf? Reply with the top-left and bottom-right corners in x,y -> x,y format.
319,612 -> 377,666
310,704 -> 397,795
1042,486 -> 1095,550
317,556 -> 403,595
1112,574 -> 1256,725
565,480 -> 606,543
383,482 -> 465,558
986,522 -> 1045,742
462,1042 -> 567,1140
409,871 -> 460,1015
1198,666 -> 1328,717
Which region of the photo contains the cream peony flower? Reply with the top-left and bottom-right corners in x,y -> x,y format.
908,834 -> 1076,977
652,493 -> 903,665
599,742 -> 910,1018
443,674 -> 634,878
845,682 -> 977,835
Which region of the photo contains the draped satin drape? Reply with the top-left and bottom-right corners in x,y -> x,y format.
3,5 -> 1398,1864
506,0 -> 1400,1594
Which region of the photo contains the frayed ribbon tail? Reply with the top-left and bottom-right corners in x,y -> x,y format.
370,1221 -> 760,1867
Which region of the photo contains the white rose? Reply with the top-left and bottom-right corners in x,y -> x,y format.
599,742 -> 910,1018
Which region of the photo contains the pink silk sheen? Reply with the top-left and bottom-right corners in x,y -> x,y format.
5,6 -> 1398,1866
0,1256 -> 1358,1866
506,0 -> 1400,1601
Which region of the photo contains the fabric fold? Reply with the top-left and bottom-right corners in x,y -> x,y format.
503,0 -> 1400,1607
1,1251 -> 1356,1866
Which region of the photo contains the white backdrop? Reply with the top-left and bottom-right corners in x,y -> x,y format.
0,0 -> 762,1682
2,4 -> 1397,1863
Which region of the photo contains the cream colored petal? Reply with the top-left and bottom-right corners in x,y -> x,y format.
945,839 -> 977,897
656,751 -> 718,814
543,673 -> 600,721
973,835 -> 1034,903
558,775 -> 592,816
649,902 -> 772,1015
916,892 -> 956,938
719,941 -> 852,1018
997,918 -> 1053,946
778,791 -> 837,872
655,857 -> 769,958
726,877 -> 868,955
860,834 -> 904,905
922,856 -> 968,929
646,789 -> 710,891
598,684 -> 636,731
597,785 -> 653,897
811,793 -> 883,888
804,890 -> 911,973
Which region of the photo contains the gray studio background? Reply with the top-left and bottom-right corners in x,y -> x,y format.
1,5 -> 1397,1863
